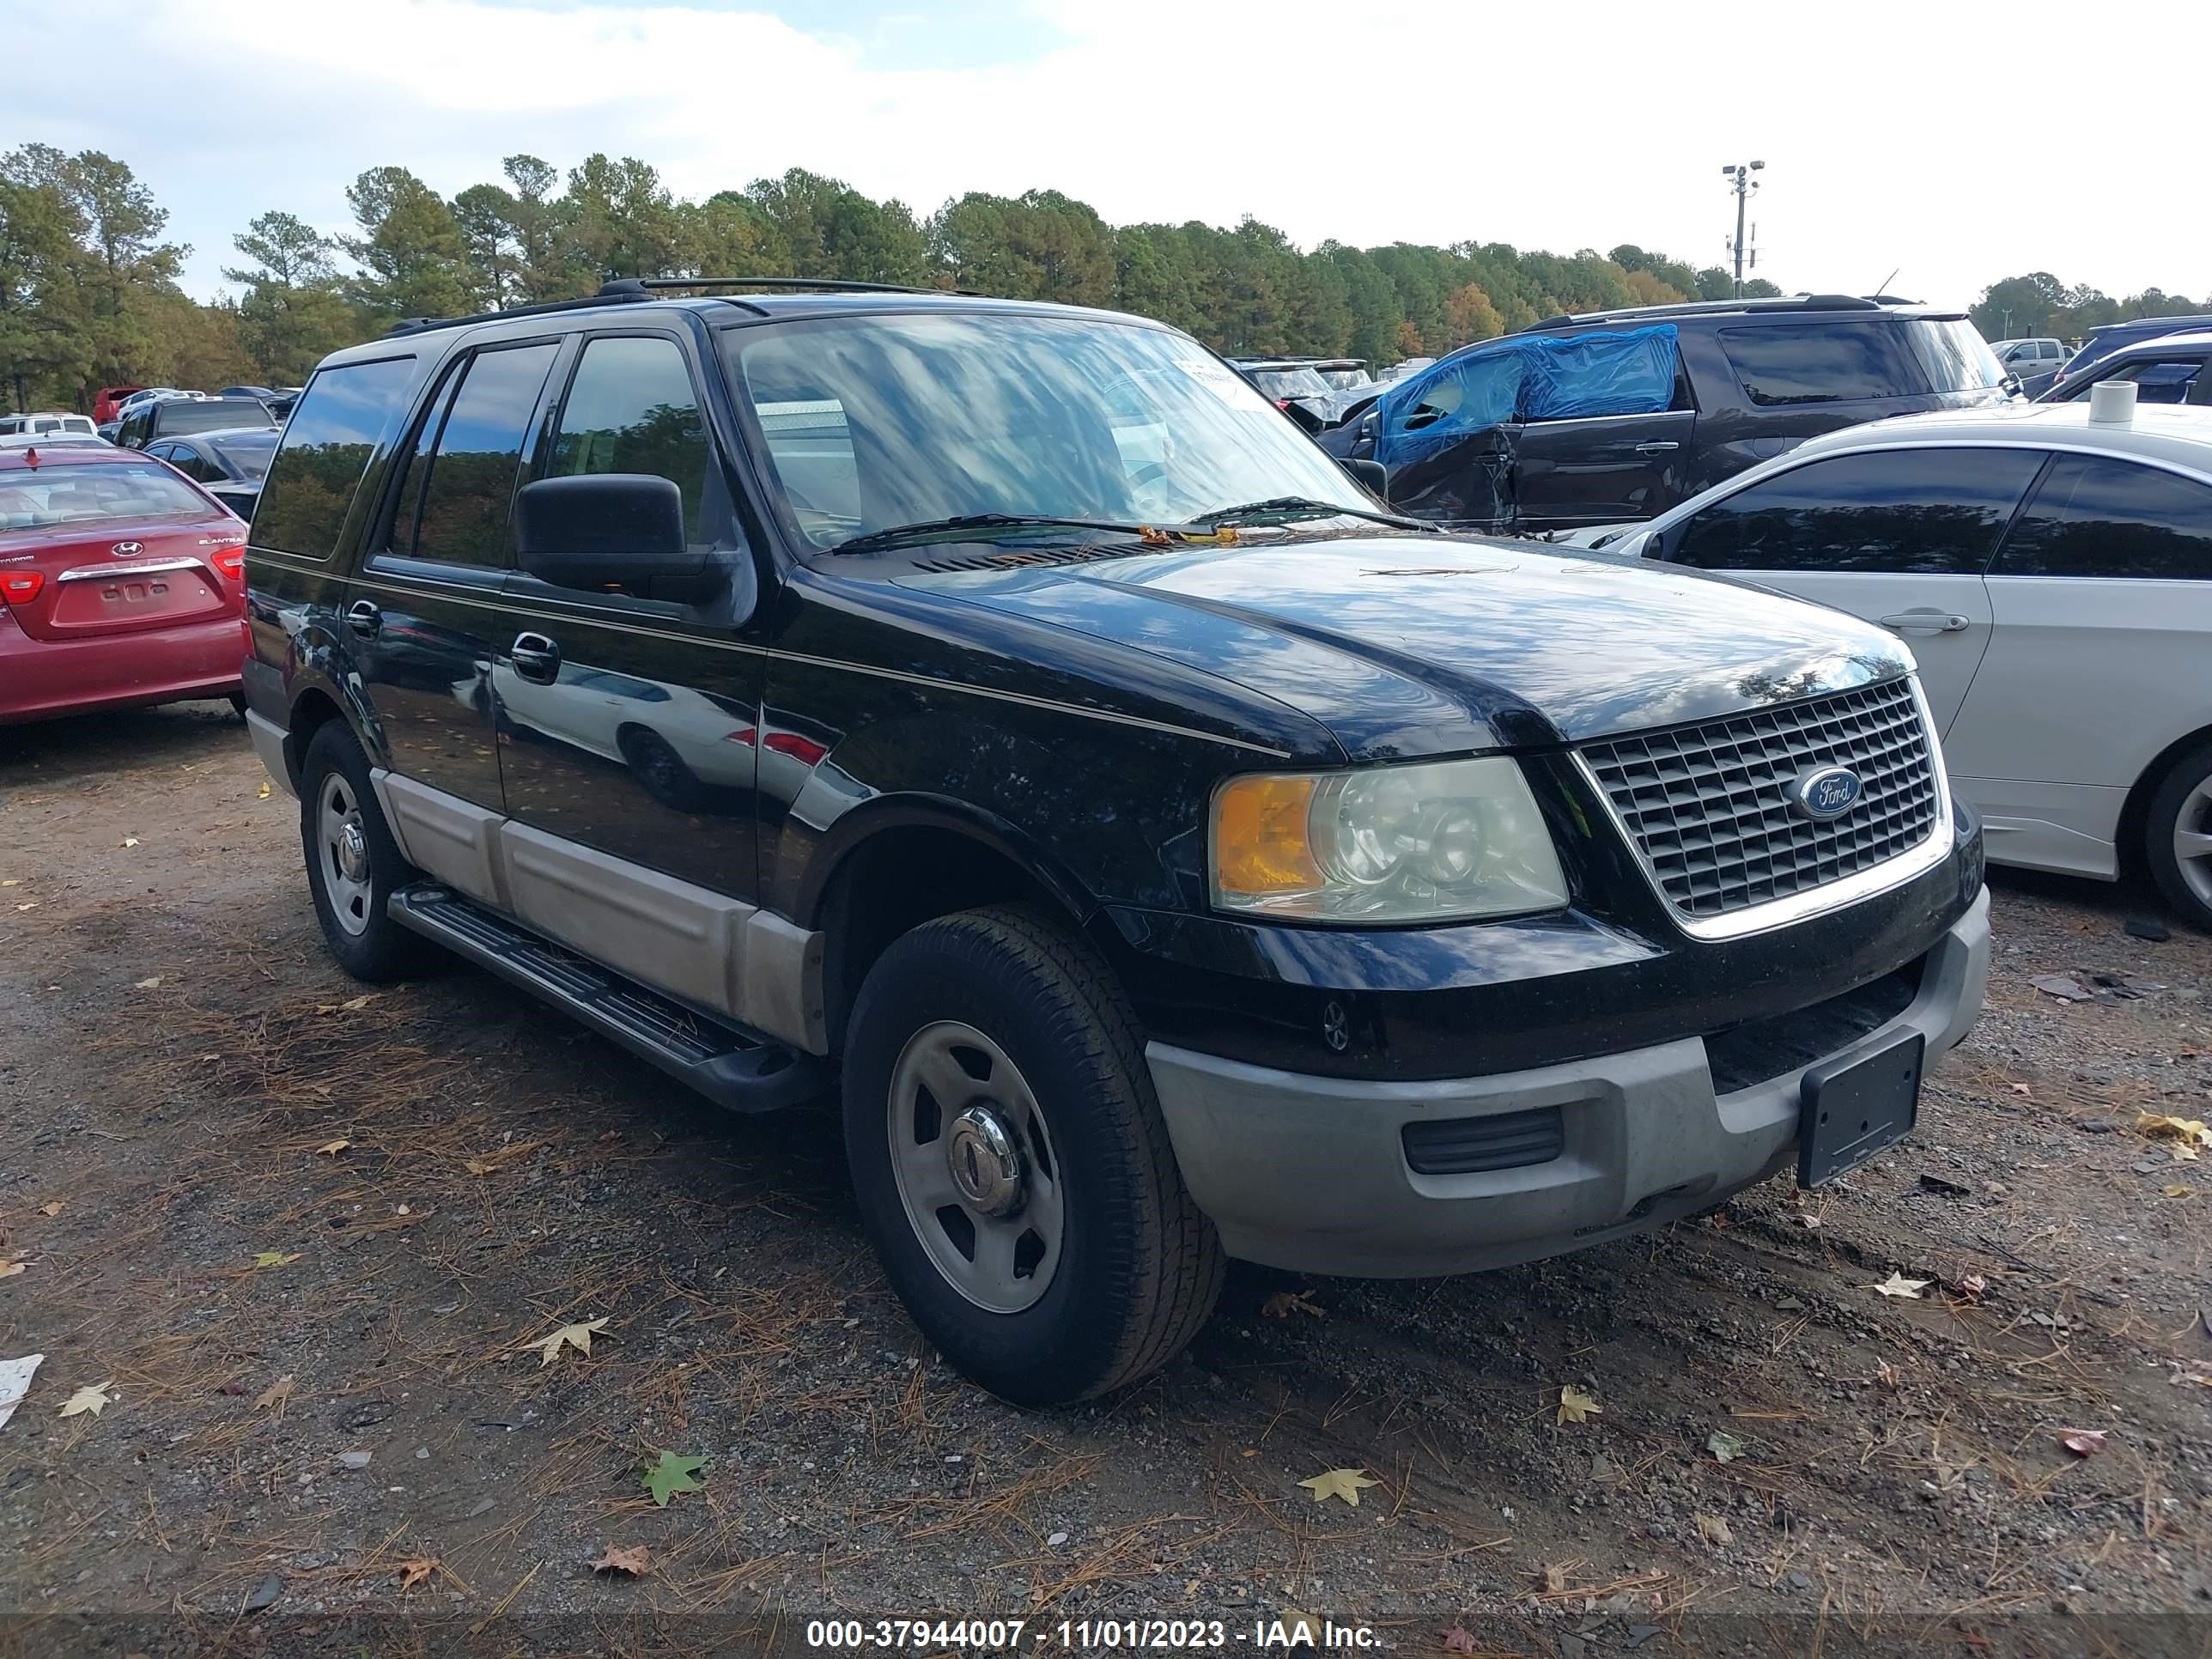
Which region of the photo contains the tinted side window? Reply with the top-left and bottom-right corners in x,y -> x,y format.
1717,325 -> 1929,406
2063,357 -> 2208,404
252,357 -> 419,558
544,337 -> 714,543
1671,448 -> 2043,574
1995,454 -> 2212,580
410,343 -> 558,568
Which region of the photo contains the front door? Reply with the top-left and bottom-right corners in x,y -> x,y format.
1659,445 -> 2046,733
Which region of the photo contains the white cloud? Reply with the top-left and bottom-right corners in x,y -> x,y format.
15,0 -> 2208,314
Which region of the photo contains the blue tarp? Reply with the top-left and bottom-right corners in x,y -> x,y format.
1375,324 -> 1680,471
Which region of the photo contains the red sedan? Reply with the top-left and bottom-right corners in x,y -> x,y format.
0,444 -> 250,725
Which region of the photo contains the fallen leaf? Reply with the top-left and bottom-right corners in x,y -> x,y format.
38,1202 -> 63,1218
1556,1384 -> 1601,1425
1541,1564 -> 1569,1594
1297,1467 -> 1380,1507
1957,1273 -> 1988,1299
258,781 -> 272,799
463,1139 -> 542,1178
1695,1513 -> 1734,1546
640,1450 -> 706,1507
15,902 -> 37,911
520,1317 -> 610,1367
1796,1212 -> 1822,1230
0,878 -> 18,885
338,994 -> 377,1012
252,1251 -> 301,1270
1872,1273 -> 1931,1299
1279,1612 -> 1320,1643
0,1260 -> 25,1280
254,1374 -> 295,1413
119,837 -> 139,848
2164,1184 -> 2194,1200
59,1380 -> 114,1418
1261,1289 -> 1324,1320
133,975 -> 163,990
1875,1358 -> 1901,1389
316,1139 -> 350,1156
1439,1628 -> 1480,1655
2008,1081 -> 2033,1097
2137,1114 -> 2211,1159
2062,1429 -> 2107,1458
397,1556 -> 437,1589
590,1543 -> 652,1576
1706,1431 -> 1742,1463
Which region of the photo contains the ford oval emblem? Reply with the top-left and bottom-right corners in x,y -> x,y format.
111,540 -> 144,556
1791,765 -> 1863,821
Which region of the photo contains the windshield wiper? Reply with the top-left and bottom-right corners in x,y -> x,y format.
830,514 -> 1156,556
1189,496 -> 1431,532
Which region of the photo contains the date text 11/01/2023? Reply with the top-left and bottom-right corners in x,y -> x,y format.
804,1618 -> 1382,1650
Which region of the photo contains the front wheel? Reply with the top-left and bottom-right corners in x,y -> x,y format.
2146,742 -> 2212,930
842,907 -> 1224,1405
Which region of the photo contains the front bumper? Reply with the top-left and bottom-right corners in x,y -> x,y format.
1146,886 -> 1989,1278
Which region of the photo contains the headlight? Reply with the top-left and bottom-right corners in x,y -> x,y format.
1210,757 -> 1568,924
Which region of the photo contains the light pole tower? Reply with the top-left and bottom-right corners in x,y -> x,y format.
1722,161 -> 1764,296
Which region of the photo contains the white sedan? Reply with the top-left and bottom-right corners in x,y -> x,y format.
1584,397 -> 2212,926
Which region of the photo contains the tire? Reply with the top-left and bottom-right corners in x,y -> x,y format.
618,726 -> 704,811
2145,741 -> 2212,931
842,906 -> 1224,1406
227,691 -> 247,719
298,723 -> 436,981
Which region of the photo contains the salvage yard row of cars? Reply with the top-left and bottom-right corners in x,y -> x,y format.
5,277 -> 2211,1405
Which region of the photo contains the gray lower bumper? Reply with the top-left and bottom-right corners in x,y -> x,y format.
245,709 -> 295,799
1146,887 -> 1990,1278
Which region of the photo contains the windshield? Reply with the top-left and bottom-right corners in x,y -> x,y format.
0,462 -> 224,532
1905,319 -> 2008,394
1246,367 -> 1333,401
724,314 -> 1370,550
210,433 -> 278,481
1319,368 -> 1371,390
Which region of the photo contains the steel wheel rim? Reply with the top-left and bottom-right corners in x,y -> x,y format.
317,773 -> 374,937
2174,775 -> 2212,910
885,1020 -> 1065,1313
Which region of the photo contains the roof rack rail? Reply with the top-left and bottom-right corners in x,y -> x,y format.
385,289 -> 655,337
1516,293 -> 1886,333
596,276 -> 955,298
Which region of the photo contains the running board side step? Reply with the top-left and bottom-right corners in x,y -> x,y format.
387,884 -> 826,1113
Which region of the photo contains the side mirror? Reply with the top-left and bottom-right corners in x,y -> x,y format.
1342,457 -> 1389,499
514,474 -> 714,603
1604,528 -> 1657,559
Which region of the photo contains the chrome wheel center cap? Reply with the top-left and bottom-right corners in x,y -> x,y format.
945,1104 -> 1024,1217
337,818 -> 369,882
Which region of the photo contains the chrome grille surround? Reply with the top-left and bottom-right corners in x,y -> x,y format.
1575,676 -> 1953,940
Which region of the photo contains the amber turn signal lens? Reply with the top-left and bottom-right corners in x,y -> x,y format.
1212,774 -> 1322,896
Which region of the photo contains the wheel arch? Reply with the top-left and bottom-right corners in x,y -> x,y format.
2117,720 -> 2212,878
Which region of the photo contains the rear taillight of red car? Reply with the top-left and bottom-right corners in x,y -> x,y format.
0,570 -> 45,605
212,548 -> 246,580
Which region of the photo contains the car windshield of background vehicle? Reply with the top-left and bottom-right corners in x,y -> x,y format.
1994,454 -> 2212,580
0,462 -> 225,532
725,315 -> 1371,550
1905,319 -> 2009,394
210,433 -> 278,481
1670,447 -> 2044,573
253,356 -> 419,557
2066,359 -> 2207,404
1250,368 -> 1333,400
1717,324 -> 1930,405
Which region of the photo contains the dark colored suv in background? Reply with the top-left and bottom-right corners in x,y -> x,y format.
1327,295 -> 2015,532
116,394 -> 276,451
240,278 -> 1989,1405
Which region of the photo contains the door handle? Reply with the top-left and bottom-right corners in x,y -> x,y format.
345,599 -> 381,639
1634,441 -> 1680,454
509,631 -> 561,684
1878,611 -> 1971,635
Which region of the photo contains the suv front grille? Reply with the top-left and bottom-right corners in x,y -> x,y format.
1580,678 -> 1939,922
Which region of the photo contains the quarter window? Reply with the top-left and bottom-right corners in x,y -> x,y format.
1995,453 -> 2212,580
1717,324 -> 1929,406
1670,448 -> 2043,574
545,336 -> 714,543
404,343 -> 558,568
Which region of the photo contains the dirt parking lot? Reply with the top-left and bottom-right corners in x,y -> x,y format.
1,707 -> 2208,1658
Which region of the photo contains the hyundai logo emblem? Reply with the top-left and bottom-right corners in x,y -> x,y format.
1790,764 -> 1863,821
111,540 -> 144,556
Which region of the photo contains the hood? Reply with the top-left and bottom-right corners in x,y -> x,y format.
895,532 -> 1910,761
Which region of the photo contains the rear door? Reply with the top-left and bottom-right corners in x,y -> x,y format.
351,337 -> 561,810
0,457 -> 243,645
1512,406 -> 1698,528
1658,445 -> 2045,732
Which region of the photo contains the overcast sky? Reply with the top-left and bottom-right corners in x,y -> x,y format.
16,0 -> 2207,313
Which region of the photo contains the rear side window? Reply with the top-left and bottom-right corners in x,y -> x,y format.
399,343 -> 558,568
253,357 -> 418,557
1718,324 -> 1929,405
1670,447 -> 2044,574
544,336 -> 714,543
1995,454 -> 2212,580
2064,357 -> 2209,404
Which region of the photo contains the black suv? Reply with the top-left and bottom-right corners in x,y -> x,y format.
116,394 -> 276,452
1327,295 -> 2016,532
241,278 -> 1990,1404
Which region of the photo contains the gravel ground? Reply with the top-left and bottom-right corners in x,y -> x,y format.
1,706 -> 2208,1658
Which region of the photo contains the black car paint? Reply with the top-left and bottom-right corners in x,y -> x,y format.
244,292 -> 1982,1085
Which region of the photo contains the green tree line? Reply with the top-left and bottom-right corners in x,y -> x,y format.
8,143 -> 2203,412
1968,270 -> 2209,344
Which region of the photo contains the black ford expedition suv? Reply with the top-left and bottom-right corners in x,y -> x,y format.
240,278 -> 1990,1406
